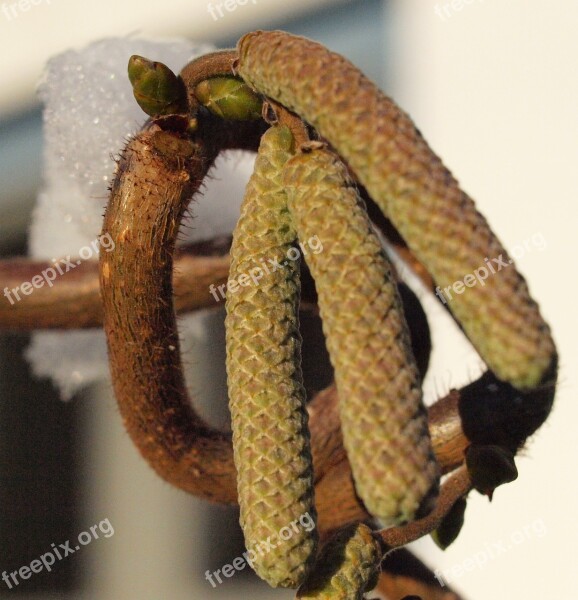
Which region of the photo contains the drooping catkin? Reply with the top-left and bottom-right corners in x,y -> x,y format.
236,30 -> 556,390
296,523 -> 383,600
283,144 -> 439,526
225,125 -> 318,588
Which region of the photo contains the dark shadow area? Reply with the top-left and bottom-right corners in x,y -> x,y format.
0,239 -> 82,595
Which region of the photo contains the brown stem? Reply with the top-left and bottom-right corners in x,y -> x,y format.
309,394 -> 470,540
0,241 -> 231,331
308,368 -> 556,538
0,240 -> 322,331
100,124 -> 239,500
378,466 -> 471,549
263,98 -> 310,147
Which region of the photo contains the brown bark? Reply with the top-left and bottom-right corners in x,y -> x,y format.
0,242 -> 230,330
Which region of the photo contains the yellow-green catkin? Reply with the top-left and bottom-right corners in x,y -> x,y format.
296,523 -> 383,600
225,125 -> 318,588
283,144 -> 439,525
236,30 -> 556,390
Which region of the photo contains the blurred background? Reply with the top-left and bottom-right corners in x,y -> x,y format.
0,0 -> 576,598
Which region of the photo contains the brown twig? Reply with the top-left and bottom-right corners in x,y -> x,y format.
100,123 -> 239,499
263,98 -> 310,148
0,241 -> 230,330
307,368 -> 555,539
378,466 -> 471,549
0,240 -> 323,331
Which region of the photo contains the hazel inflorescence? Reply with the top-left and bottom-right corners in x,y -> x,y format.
110,30 -> 559,599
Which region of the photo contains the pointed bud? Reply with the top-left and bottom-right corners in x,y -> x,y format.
194,76 -> 262,120
466,444 -> 518,499
431,497 -> 467,550
128,55 -> 187,117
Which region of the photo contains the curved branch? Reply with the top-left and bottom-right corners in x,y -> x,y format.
0,241 -> 231,330
100,124 -> 239,500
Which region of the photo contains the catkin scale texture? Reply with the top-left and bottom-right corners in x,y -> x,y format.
296,523 -> 383,600
284,146 -> 439,525
237,30 -> 556,390
225,126 -> 317,588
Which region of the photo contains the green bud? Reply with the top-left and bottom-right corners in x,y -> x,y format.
466,444 -> 518,499
128,55 -> 187,117
194,76 -> 262,120
431,497 -> 467,550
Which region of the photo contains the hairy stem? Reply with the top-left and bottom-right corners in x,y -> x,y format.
100,125 -> 238,500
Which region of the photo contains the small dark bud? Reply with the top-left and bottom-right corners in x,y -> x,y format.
431,497 -> 467,550
466,444 -> 518,499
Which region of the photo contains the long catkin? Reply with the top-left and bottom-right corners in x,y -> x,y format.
283,144 -> 439,526
225,125 -> 318,588
236,30 -> 556,390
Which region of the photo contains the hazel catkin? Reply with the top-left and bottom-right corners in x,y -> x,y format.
236,29 -> 556,390
283,143 -> 439,526
225,125 -> 318,588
